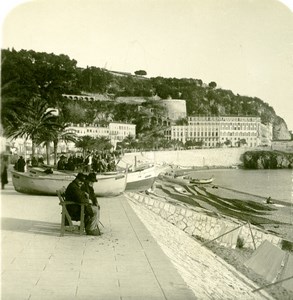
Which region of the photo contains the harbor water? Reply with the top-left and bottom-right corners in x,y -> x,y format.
189,168 -> 293,204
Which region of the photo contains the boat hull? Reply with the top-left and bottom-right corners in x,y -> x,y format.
93,173 -> 127,197
126,175 -> 156,191
190,177 -> 214,184
11,171 -> 74,195
11,171 -> 127,197
124,166 -> 157,191
159,174 -> 214,185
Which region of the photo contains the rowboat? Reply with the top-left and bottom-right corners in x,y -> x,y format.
11,170 -> 75,195
189,176 -> 214,184
159,173 -> 214,185
11,170 -> 127,196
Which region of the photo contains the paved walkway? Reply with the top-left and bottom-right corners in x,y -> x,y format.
126,195 -> 273,300
1,182 -> 196,300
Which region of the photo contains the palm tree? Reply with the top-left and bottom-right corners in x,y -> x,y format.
4,96 -> 61,159
95,136 -> 112,151
121,134 -> 136,152
35,129 -> 56,165
75,136 -> 97,156
52,126 -> 77,165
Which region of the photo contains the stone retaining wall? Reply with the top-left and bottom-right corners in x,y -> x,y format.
125,192 -> 282,250
122,148 -> 249,168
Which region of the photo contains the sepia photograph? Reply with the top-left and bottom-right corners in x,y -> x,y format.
1,0 -> 293,299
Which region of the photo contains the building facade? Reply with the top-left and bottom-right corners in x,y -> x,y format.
64,122 -> 136,149
167,116 -> 263,148
108,122 -> 136,147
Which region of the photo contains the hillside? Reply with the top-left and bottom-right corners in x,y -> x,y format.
1,48 -> 291,140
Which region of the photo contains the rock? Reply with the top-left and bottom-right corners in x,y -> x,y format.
243,150 -> 293,169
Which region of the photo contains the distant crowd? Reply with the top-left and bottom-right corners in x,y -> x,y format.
12,150 -> 122,174
56,151 -> 121,173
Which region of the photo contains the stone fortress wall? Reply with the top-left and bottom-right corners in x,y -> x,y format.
125,191 -> 282,250
160,99 -> 187,120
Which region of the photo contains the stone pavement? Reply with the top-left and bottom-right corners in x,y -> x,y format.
126,195 -> 274,300
1,182 -> 196,300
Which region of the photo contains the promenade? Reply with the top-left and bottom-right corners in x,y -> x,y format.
1,182 -> 196,300
1,181 -> 273,299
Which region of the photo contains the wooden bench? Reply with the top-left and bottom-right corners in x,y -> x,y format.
57,187 -> 85,236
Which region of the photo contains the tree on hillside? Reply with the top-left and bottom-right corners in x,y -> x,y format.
78,66 -> 113,93
1,49 -> 79,106
208,81 -> 217,89
61,101 -> 87,123
134,70 -> 147,76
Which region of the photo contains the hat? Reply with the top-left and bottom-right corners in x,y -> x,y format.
76,173 -> 86,182
87,173 -> 97,182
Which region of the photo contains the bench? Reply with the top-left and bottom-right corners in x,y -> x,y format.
57,187 -> 85,236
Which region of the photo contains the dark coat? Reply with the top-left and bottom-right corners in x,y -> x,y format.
82,182 -> 98,206
65,179 -> 93,221
17,157 -> 26,172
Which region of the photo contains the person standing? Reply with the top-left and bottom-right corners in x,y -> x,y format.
57,155 -> 67,170
65,173 -> 100,236
1,155 -> 9,189
85,152 -> 93,173
16,156 -> 26,172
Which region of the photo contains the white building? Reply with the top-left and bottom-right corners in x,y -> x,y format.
168,116 -> 263,148
64,122 -> 136,149
217,116 -> 261,147
108,122 -> 136,147
65,123 -> 110,138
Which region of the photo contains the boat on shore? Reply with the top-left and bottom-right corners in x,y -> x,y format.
11,170 -> 75,195
93,172 -> 127,197
189,176 -> 214,184
11,170 -> 127,196
159,172 -> 214,185
124,165 -> 157,191
19,162 -> 167,195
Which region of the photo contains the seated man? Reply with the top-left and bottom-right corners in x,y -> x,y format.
82,173 -> 101,233
65,173 -> 100,236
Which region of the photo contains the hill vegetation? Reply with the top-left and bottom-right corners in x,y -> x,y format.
1,48 -> 290,140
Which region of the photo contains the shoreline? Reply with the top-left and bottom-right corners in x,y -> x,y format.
217,185 -> 291,207
153,174 -> 293,242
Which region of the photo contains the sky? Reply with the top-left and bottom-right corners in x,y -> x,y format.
1,0 -> 293,130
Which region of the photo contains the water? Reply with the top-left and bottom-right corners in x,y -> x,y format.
189,169 -> 293,203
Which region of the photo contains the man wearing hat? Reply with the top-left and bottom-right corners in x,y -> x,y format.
82,173 -> 101,234
65,173 -> 100,236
